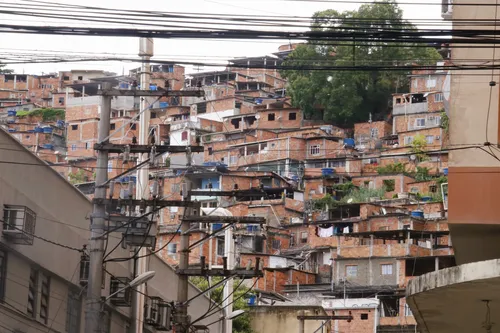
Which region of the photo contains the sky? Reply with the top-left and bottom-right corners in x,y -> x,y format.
0,0 -> 444,75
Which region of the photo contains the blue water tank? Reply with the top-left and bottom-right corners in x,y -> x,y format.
411,211 -> 424,218
443,168 -> 448,176
213,223 -> 223,231
159,102 -> 169,108
43,127 -> 53,134
150,85 -> 158,91
42,144 -> 54,150
247,295 -> 257,306
255,98 -> 263,105
56,120 -> 65,128
321,168 -> 335,177
421,196 -> 432,202
343,138 -> 355,147
7,110 -> 17,117
34,127 -> 43,133
8,129 -> 16,133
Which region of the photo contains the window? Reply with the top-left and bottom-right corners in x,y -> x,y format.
415,118 -> 426,128
300,232 -> 308,243
290,233 -> 296,247
58,97 -> 65,105
40,273 -> 50,324
230,155 -> 238,165
383,179 -> 395,192
130,123 -> 136,130
370,128 -> 379,138
217,238 -> 225,256
429,185 -> 437,193
110,123 -> 116,130
209,202 -> 218,208
167,243 -> 177,256
78,76 -> 83,80
345,265 -> 358,277
85,142 -> 90,149
208,147 -> 213,155
426,77 -> 437,88
272,239 -> 281,250
63,76 -> 70,81
181,131 -> 188,141
289,112 -> 297,120
310,145 -> 320,155
268,113 -> 275,121
381,264 -> 393,275
151,112 -> 157,119
107,161 -> 113,173
71,124 -> 78,130
426,135 -> 434,144
435,93 -> 444,102
0,251 -> 6,301
27,268 -> 38,317
404,136 -> 414,145
71,144 -> 77,151
361,313 -> 369,320
3,205 -> 36,244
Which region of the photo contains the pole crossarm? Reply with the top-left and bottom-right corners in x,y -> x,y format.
176,268 -> 264,278
297,315 -> 354,321
97,89 -> 205,97
180,216 -> 265,224
93,198 -> 201,208
93,143 -> 204,154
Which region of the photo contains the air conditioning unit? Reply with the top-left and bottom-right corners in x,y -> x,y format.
109,277 -> 132,306
436,135 -> 441,140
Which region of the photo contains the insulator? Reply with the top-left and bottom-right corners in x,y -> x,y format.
151,180 -> 159,198
109,181 -> 115,198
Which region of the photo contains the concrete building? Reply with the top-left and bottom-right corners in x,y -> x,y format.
0,127 -> 222,333
406,1 -> 500,331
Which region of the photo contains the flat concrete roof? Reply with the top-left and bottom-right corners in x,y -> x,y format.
406,258 -> 500,333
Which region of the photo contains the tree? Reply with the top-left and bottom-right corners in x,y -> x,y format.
190,277 -> 254,333
281,1 -> 442,127
0,64 -> 13,74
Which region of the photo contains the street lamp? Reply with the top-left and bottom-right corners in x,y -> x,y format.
227,310 -> 245,320
105,271 -> 156,301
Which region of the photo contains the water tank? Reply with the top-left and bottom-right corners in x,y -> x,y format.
43,127 -> 53,134
42,144 -> 54,150
7,110 -> 17,117
159,102 -> 169,108
56,120 -> 65,128
212,223 -> 223,231
247,295 -> 257,306
411,211 -> 424,218
443,168 -> 448,176
8,129 -> 16,133
343,138 -> 355,147
34,127 -> 43,133
321,168 -> 335,177
150,85 -> 158,91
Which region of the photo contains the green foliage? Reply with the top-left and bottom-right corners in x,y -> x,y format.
165,157 -> 171,168
68,170 -> 88,184
376,162 -> 407,175
440,111 -> 449,133
280,1 -> 442,126
414,166 -> 433,182
435,176 -> 448,185
16,108 -> 65,121
382,179 -> 395,192
190,277 -> 254,333
313,193 -> 337,210
341,186 -> 386,203
392,193 -> 399,198
410,134 -> 428,162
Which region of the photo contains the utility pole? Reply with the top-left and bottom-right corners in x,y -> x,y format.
131,37 -> 154,333
85,82 -> 112,333
222,224 -> 235,333
175,149 -> 193,333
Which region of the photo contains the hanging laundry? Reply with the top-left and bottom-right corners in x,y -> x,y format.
318,226 -> 334,237
343,226 -> 350,234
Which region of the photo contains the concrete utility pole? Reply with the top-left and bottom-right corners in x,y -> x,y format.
131,37 -> 154,333
85,82 -> 112,333
175,149 -> 193,333
222,225 -> 235,333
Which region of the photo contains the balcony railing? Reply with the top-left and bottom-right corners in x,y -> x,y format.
393,102 -> 428,116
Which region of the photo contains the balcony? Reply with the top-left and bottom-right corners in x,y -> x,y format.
393,102 -> 428,116
2,205 -> 36,245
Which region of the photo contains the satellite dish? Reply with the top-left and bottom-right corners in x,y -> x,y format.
347,198 -> 353,203
381,208 -> 387,215
409,154 -> 417,161
255,114 -> 261,119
